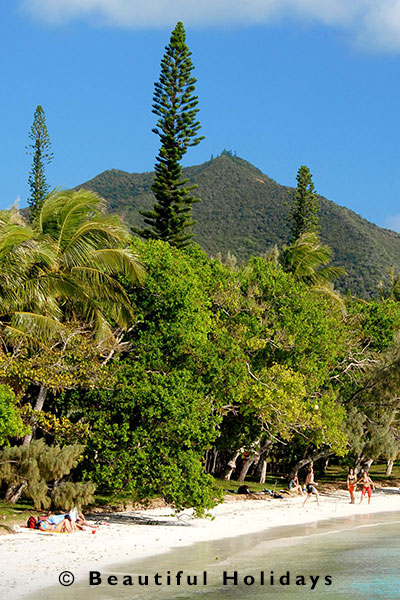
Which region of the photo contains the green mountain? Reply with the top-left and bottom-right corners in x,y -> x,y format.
78,153 -> 400,298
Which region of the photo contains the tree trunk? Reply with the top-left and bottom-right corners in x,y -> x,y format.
204,450 -> 211,473
353,454 -> 364,476
205,449 -> 218,475
259,459 -> 267,484
223,449 -> 243,481
363,458 -> 374,472
386,459 -> 394,476
288,448 -> 334,481
4,481 -> 27,504
322,457 -> 330,472
238,455 -> 256,482
22,385 -> 48,446
238,444 -> 262,482
210,449 -> 218,475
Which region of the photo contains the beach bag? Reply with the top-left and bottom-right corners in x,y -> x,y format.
27,516 -> 38,529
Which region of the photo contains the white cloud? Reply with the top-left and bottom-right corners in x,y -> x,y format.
19,0 -> 400,52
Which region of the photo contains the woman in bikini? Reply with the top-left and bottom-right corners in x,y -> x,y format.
347,467 -> 358,504
38,514 -> 76,533
359,470 -> 375,505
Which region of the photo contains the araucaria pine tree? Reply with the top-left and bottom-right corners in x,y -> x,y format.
27,105 -> 53,220
136,21 -> 204,248
289,165 -> 319,243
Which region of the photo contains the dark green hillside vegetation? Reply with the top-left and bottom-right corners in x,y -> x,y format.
79,153 -> 400,298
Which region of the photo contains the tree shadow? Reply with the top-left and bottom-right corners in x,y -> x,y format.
87,511 -> 192,527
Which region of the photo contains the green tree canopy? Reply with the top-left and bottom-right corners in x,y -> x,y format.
0,385 -> 26,445
64,240 -> 224,514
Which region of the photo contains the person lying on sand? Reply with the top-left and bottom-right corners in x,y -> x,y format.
68,508 -> 98,528
76,513 -> 97,528
38,514 -> 79,533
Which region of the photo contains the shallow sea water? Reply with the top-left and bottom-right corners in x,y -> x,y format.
29,511 -> 400,600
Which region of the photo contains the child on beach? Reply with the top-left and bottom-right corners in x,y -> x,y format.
302,466 -> 320,507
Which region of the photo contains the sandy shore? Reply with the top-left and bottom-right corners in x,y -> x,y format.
1,487 -> 400,599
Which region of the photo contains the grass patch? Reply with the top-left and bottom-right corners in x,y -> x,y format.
0,499 -> 37,533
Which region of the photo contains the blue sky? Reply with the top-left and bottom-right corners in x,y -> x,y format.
3,1 -> 400,231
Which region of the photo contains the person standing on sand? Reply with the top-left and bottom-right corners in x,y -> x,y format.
347,467 -> 358,504
359,470 -> 375,505
302,466 -> 320,507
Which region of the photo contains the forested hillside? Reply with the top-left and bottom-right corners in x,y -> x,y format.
79,153 -> 400,298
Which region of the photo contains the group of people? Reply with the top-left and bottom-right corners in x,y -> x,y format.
28,508 -> 96,533
288,466 -> 376,506
347,468 -> 375,504
288,467 -> 320,507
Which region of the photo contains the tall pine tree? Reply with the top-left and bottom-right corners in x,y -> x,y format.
289,165 -> 319,243
26,105 -> 53,220
135,22 -> 204,248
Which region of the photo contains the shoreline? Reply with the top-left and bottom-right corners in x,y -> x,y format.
2,487 -> 400,599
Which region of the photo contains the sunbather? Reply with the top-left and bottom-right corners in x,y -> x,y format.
38,514 -> 75,533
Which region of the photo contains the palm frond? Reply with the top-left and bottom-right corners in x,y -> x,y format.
6,312 -> 67,347
70,266 -> 134,327
89,248 -> 145,284
0,188 -> 143,350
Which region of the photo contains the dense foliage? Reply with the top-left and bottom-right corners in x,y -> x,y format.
2,220 -> 400,510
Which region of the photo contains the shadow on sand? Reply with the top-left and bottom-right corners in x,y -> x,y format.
86,511 -> 193,527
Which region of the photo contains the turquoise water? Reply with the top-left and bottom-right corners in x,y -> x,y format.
29,511 -> 400,599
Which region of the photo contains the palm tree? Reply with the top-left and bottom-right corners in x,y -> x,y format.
0,206 -> 54,321
281,232 -> 344,285
8,189 -> 144,344
378,267 -> 400,301
0,190 -> 144,445
281,231 -> 346,311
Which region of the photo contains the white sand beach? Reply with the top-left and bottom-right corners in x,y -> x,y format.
1,487 -> 400,599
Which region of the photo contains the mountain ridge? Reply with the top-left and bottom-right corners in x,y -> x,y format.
78,154 -> 400,298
